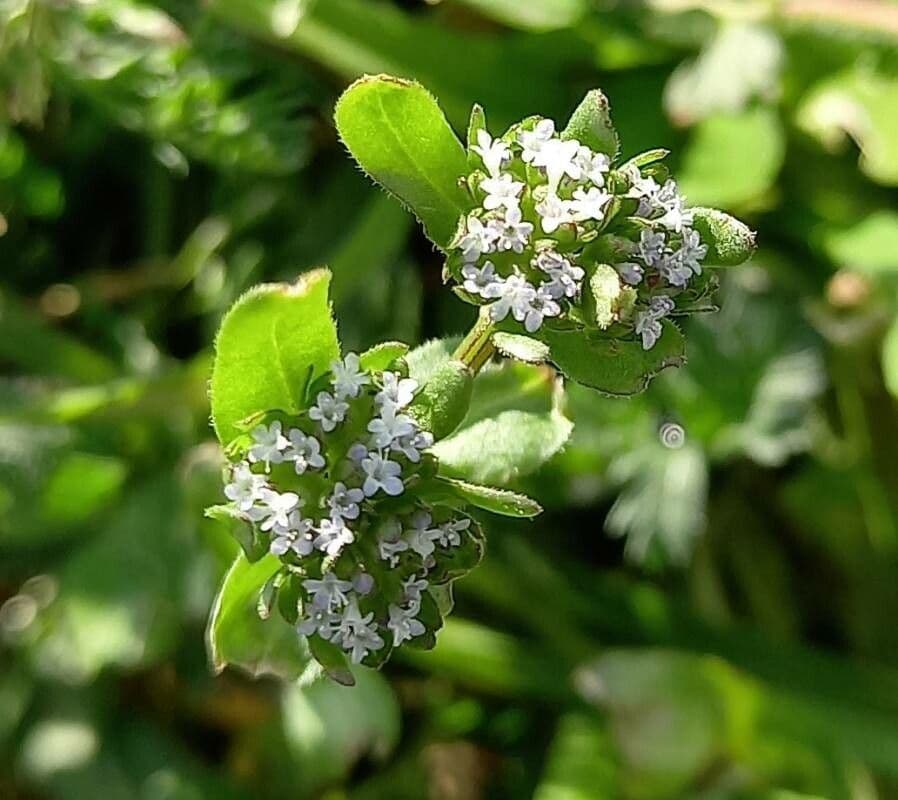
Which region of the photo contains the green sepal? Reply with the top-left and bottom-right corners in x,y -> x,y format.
561,89 -> 620,159
692,207 -> 757,266
408,359 -> 474,440
308,636 -> 356,687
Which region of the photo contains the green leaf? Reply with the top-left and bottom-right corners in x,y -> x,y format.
561,89 -> 620,159
438,477 -> 543,518
678,107 -> 785,208
308,636 -> 356,687
432,362 -> 573,486
359,341 -> 409,372
491,332 -> 550,364
210,269 -> 339,445
541,322 -> 686,396
207,553 -> 312,681
690,208 -> 757,266
334,75 -> 470,248
405,337 -> 459,384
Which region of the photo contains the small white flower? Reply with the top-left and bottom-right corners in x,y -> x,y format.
487,206 -> 533,253
297,607 -> 341,640
388,604 -> 426,646
535,250 -> 584,299
574,145 -> 610,187
361,452 -> 405,497
404,511 -> 441,559
313,517 -> 355,557
327,482 -> 365,521
461,261 -> 502,297
489,273 -> 537,325
616,261 -> 644,286
471,129 -> 510,177
402,576 -> 429,613
624,164 -> 661,208
284,429 -> 325,474
518,118 -> 556,163
657,190 -> 693,233
530,137 -> 581,191
247,421 -> 288,470
480,173 -> 524,211
391,429 -> 433,463
331,352 -> 369,399
376,371 -> 418,411
224,462 -> 267,511
308,391 -> 348,432
457,215 -> 498,263
675,227 -> 707,276
436,517 -> 471,548
337,598 -> 385,664
303,572 -> 353,610
270,512 -> 314,557
569,186 -> 611,223
535,193 -> 573,234
638,229 -> 667,266
368,406 -> 416,449
247,489 -> 300,532
523,286 -> 562,332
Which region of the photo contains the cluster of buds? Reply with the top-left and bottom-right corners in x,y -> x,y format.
447,115 -> 713,350
219,353 -> 482,669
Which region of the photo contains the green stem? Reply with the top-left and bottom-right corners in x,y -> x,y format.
452,307 -> 495,374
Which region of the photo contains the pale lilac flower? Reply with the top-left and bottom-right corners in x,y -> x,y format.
361,452 -> 404,497
616,262 -> 644,286
308,391 -> 348,433
674,228 -> 707,276
352,572 -> 375,595
480,173 -> 524,211
635,296 -> 676,350
402,576 -> 429,612
313,517 -> 355,557
487,206 -> 533,253
376,371 -> 418,411
247,421 -> 288,470
297,607 -> 341,640
247,489 -> 300,532
270,512 -> 314,557
535,193 -> 573,234
471,129 -> 510,176
284,429 -> 325,474
488,273 -> 537,325
523,286 -> 562,332
336,598 -> 384,664
569,186 -> 611,222
224,462 -> 267,511
303,572 -> 353,610
388,604 -> 425,646
535,250 -> 584,299
391,429 -> 433,463
379,537 -> 408,567
368,406 -> 416,449
404,511 -> 441,559
518,118 -> 556,163
436,517 -> 471,548
331,352 -> 369,399
327,482 -> 365,521
638,229 -> 667,266
461,261 -> 502,297
457,215 -> 498,263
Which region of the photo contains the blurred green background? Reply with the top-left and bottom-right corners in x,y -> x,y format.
4,0 -> 898,797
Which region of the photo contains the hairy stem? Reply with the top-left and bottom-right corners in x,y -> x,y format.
453,306 -> 496,374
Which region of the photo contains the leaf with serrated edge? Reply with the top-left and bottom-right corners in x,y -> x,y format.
439,477 -> 542,518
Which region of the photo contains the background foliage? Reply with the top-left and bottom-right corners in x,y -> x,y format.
3,0 -> 898,797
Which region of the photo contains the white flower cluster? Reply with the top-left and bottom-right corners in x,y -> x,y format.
221,353 -> 477,666
454,119 -> 708,349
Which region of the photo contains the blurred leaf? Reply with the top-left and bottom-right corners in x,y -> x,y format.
450,0 -> 588,32
797,62 -> 898,186
39,453 -> 127,526
539,322 -> 686,396
678,107 -> 785,208
822,210 -> 898,273
534,711 -> 619,800
208,552 -> 312,680
665,22 -> 782,126
280,667 -> 400,793
210,269 -> 339,444
335,75 -> 469,249
433,362 -> 573,486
